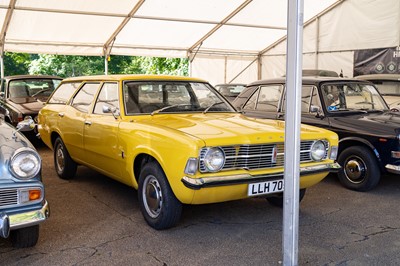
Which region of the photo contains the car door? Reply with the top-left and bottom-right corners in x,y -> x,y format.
241,84 -> 283,120
83,82 -> 124,180
62,82 -> 100,162
280,85 -> 331,129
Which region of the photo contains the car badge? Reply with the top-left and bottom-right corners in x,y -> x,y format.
271,145 -> 277,164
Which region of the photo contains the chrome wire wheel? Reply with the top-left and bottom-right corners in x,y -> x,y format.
142,175 -> 163,219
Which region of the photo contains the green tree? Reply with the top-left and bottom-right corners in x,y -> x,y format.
28,54 -> 188,78
3,52 -> 33,76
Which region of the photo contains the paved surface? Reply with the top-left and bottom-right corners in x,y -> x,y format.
1,140 -> 400,265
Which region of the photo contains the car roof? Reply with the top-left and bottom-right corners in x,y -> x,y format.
215,83 -> 246,86
62,74 -> 207,83
4,74 -> 62,80
355,74 -> 400,81
247,76 -> 371,87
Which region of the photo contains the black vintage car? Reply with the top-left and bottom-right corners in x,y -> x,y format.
0,75 -> 62,131
0,115 -> 49,247
232,76 -> 400,191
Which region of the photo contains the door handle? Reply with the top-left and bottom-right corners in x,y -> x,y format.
58,112 -> 64,117
84,121 -> 92,125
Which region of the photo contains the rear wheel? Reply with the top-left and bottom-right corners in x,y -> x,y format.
337,146 -> 380,191
10,225 -> 39,248
54,137 -> 77,180
266,189 -> 306,207
138,161 -> 182,230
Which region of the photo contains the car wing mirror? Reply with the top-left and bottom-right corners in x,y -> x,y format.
310,105 -> 324,118
102,105 -> 120,119
0,91 -> 4,99
13,116 -> 35,138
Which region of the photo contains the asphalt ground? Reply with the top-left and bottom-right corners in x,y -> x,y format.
1,139 -> 400,265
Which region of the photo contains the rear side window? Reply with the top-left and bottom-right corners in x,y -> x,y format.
48,82 -> 81,104
94,83 -> 119,114
71,83 -> 100,113
243,85 -> 283,111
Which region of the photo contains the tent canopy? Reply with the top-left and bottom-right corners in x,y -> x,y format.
0,0 -> 338,58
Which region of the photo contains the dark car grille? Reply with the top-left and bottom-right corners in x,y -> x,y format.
199,140 -> 328,172
0,189 -> 18,207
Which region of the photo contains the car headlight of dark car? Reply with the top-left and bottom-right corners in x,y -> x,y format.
310,140 -> 327,161
9,147 -> 41,179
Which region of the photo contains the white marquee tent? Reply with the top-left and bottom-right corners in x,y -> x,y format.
1,0 -> 399,84
1,0 -> 398,84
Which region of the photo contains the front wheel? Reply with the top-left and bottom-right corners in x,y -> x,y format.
53,137 -> 77,180
337,146 -> 380,192
266,189 -> 306,207
10,225 -> 39,248
138,161 -> 182,230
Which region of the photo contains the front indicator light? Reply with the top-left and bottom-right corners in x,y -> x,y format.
391,151 -> 400,159
20,189 -> 42,204
184,158 -> 198,175
330,146 -> 338,160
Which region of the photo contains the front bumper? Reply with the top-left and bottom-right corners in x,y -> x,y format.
385,164 -> 400,174
0,200 -> 50,238
182,162 -> 341,190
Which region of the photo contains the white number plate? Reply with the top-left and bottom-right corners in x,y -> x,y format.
247,179 -> 284,196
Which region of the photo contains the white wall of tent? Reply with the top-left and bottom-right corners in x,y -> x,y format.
0,0 -> 399,84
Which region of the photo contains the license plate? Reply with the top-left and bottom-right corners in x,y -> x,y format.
247,179 -> 284,196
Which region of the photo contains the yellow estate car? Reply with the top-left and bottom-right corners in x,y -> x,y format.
38,75 -> 339,229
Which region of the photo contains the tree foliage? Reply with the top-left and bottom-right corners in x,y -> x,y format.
3,52 -> 189,78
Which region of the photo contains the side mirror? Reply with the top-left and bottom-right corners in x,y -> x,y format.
16,116 -> 35,132
0,91 -> 4,99
310,105 -> 320,113
102,105 -> 120,119
310,105 -> 324,119
13,116 -> 35,138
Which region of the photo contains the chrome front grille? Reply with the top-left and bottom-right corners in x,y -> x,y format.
0,189 -> 18,207
199,140 -> 329,172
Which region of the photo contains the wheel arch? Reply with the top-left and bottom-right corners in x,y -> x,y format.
338,136 -> 384,171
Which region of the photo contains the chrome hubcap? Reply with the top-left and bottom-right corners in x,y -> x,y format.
56,145 -> 65,173
344,157 -> 366,183
142,175 -> 162,218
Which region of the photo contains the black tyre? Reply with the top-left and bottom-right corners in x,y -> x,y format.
138,161 -> 182,230
10,225 -> 39,248
266,189 -> 306,207
337,146 -> 380,192
54,137 -> 77,180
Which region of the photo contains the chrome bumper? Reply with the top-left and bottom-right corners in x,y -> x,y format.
0,200 -> 50,238
0,212 -> 10,238
385,164 -> 400,174
182,162 -> 341,190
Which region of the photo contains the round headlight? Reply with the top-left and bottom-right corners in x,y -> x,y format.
203,147 -> 225,172
310,140 -> 326,161
10,147 -> 41,179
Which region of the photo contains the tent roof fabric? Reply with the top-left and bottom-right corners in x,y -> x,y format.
0,0 -> 340,58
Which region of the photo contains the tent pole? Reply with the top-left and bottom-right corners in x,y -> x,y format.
0,52 -> 4,80
283,0 -> 303,265
314,17 -> 320,69
104,56 -> 108,75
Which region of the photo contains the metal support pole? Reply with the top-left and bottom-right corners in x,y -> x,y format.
104,55 -> 108,75
283,0 -> 304,265
0,53 -> 4,80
